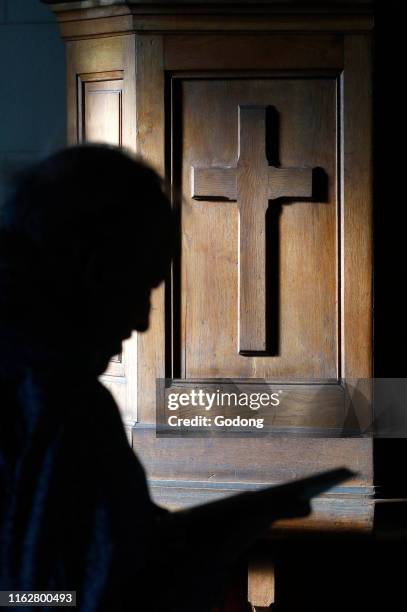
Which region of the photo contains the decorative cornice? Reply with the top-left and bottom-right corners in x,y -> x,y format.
41,1 -> 373,40
43,0 -> 373,8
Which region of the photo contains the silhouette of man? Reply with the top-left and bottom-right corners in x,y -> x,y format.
0,144 -> 349,611
0,145 -> 177,610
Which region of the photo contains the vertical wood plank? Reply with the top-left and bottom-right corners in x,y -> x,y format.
341,35 -> 373,380
122,34 -> 137,153
248,553 -> 275,610
237,106 -> 268,353
122,34 -> 138,431
340,34 -> 373,470
135,35 -> 166,426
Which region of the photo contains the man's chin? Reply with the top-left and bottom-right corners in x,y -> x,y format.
134,323 -> 149,333
133,316 -> 150,333
91,343 -> 121,374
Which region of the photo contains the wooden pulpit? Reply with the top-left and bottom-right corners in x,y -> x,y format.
45,1 -> 374,608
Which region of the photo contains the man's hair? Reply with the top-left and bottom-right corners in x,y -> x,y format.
0,144 -> 175,327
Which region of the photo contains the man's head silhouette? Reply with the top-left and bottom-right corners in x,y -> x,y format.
0,144 -> 174,374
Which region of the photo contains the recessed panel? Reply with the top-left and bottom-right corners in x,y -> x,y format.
176,77 -> 338,379
79,76 -> 123,146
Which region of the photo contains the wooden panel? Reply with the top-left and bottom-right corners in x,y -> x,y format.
134,426 -> 373,486
79,77 -> 123,146
133,425 -> 373,530
177,76 -> 338,379
192,167 -> 237,200
341,35 -> 373,379
135,35 -> 167,426
157,380 -> 363,434
66,35 -> 138,439
164,35 -> 344,71
66,36 -> 135,146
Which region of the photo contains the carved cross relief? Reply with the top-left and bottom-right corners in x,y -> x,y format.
191,105 -> 314,355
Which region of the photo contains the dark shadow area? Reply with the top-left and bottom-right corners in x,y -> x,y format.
263,107 -> 328,356
373,0 -> 407,499
266,105 -> 329,205
167,76 -> 183,378
266,203 -> 282,355
311,166 -> 329,202
265,104 -> 280,166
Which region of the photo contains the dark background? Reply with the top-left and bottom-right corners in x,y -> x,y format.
374,0 -> 407,498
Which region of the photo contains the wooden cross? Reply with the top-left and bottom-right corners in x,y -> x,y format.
191,105 -> 313,355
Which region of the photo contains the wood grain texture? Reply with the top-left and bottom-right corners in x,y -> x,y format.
238,106 -> 276,354
134,426 -> 373,487
133,425 -> 374,531
191,106 -> 314,354
157,380 -> 367,434
134,35 -> 167,425
179,77 -> 338,378
46,3 -> 373,41
191,167 -> 237,200
80,77 -> 123,145
164,35 -> 344,71
248,554 -> 275,609
57,7 -> 374,535
340,35 -> 373,379
268,167 -> 312,199
66,36 -> 126,144
239,106 -> 313,353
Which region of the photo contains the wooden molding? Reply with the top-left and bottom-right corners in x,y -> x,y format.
44,0 -> 373,10
43,2 -> 373,40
